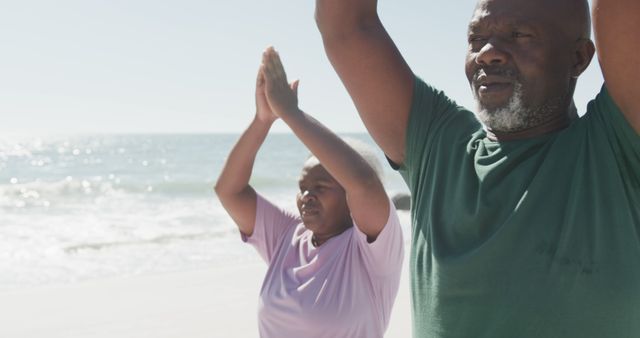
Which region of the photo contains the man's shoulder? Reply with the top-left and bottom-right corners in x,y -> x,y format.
578,85 -> 639,148
408,75 -> 482,143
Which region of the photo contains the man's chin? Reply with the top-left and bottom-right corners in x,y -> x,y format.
475,97 -> 512,113
475,105 -> 534,133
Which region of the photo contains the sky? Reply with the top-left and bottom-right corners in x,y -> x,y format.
1,0 -> 603,134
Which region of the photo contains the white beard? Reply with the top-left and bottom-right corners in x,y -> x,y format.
473,81 -> 565,133
474,82 -> 530,132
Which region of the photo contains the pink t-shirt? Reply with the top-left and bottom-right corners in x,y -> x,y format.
242,194 -> 404,338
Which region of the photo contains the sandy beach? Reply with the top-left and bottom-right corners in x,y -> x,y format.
0,254 -> 412,338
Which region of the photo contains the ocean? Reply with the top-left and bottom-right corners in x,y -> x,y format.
0,133 -> 409,288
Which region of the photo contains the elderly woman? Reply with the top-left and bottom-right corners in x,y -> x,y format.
214,47 -> 404,338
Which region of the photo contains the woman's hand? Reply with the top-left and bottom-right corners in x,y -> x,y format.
255,65 -> 278,124
261,47 -> 300,119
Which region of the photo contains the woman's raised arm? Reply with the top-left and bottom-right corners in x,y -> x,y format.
214,69 -> 278,236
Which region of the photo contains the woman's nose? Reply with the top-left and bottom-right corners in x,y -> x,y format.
300,190 -> 316,202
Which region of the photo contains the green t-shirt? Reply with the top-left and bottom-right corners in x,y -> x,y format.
400,76 -> 640,338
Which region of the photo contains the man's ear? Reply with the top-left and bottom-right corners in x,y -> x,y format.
572,38 -> 596,78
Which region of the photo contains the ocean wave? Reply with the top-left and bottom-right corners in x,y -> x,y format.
0,178 -> 124,207
0,142 -> 33,160
63,229 -> 235,254
0,175 -> 297,204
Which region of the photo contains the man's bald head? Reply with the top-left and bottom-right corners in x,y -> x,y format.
545,0 -> 591,39
472,0 -> 591,41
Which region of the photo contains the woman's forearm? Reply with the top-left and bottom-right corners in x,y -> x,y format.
281,110 -> 381,194
214,117 -> 273,236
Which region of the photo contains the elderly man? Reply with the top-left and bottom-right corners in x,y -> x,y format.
315,0 -> 639,337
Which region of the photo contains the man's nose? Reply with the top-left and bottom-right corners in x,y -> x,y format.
475,40 -> 508,66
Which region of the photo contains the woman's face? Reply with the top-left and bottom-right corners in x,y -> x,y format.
296,158 -> 352,240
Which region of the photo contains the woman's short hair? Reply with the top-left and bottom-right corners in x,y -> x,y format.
304,137 -> 385,182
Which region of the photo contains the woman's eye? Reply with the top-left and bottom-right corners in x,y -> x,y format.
468,35 -> 486,43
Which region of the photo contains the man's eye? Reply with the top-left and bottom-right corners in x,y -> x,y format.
512,32 -> 531,39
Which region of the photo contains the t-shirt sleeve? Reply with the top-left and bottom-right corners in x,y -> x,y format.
241,193 -> 301,264
352,200 -> 404,276
399,74 -> 480,187
589,85 -> 640,185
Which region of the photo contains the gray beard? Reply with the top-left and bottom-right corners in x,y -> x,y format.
473,82 -> 562,133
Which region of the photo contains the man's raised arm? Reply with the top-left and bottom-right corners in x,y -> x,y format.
593,0 -> 640,133
315,0 -> 414,165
